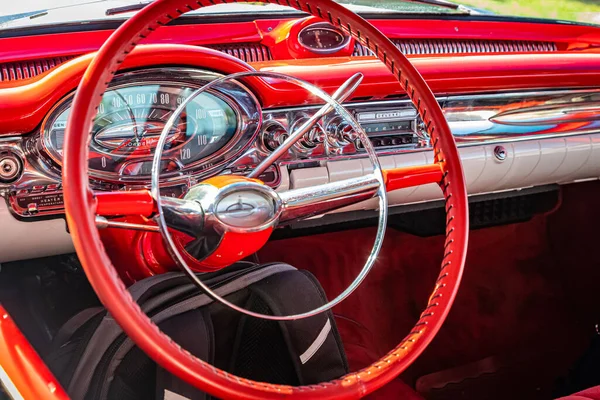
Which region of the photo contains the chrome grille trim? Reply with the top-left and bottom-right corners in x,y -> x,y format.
353,39 -> 558,56
207,43 -> 273,63
0,56 -> 75,82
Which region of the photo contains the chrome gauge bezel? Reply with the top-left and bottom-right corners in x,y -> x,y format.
298,22 -> 351,54
38,68 -> 262,185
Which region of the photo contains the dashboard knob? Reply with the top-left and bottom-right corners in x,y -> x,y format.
0,153 -> 22,183
325,116 -> 358,147
261,120 -> 289,152
289,115 -> 323,151
337,122 -> 359,142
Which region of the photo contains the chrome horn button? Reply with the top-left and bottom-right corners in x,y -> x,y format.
212,183 -> 282,232
182,181 -> 283,234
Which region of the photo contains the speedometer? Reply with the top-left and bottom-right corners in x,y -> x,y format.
40,68 -> 261,182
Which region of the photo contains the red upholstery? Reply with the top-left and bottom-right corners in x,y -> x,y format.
559,387 -> 600,400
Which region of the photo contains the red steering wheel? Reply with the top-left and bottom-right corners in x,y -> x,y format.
63,0 -> 469,398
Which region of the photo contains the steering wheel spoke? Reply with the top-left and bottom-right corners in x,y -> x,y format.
278,163 -> 444,223
279,174 -> 380,223
247,72 -> 363,178
94,190 -> 208,238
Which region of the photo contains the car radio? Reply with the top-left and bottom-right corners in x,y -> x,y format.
355,108 -> 419,150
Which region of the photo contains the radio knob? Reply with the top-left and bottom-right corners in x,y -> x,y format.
338,122 -> 359,142
261,121 -> 289,152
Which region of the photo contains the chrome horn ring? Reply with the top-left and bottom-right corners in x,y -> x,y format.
151,71 -> 388,321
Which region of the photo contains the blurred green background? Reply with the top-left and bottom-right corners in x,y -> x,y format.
341,0 -> 600,25
459,0 -> 600,23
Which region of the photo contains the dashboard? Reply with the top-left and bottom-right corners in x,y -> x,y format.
1,13 -> 600,262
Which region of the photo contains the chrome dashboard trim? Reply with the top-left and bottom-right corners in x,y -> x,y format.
253,88 -> 600,166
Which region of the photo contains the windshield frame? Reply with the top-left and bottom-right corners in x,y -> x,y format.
0,0 -> 595,36
0,0 -> 474,32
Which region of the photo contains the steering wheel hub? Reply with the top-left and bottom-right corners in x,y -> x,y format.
182,177 -> 282,233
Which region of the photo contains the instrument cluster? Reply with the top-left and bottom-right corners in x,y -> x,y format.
39,68 -> 261,184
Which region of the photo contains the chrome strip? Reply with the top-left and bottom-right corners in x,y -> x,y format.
263,89 -> 600,114
0,364 -> 24,400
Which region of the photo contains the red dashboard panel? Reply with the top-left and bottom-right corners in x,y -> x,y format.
1,44 -> 600,135
255,53 -> 600,106
368,19 -> 600,51
0,14 -> 599,134
0,45 -> 266,134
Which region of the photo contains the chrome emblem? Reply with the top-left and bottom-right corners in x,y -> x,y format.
214,190 -> 276,229
224,198 -> 258,218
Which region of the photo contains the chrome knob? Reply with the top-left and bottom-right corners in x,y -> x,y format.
0,153 -> 22,183
325,116 -> 357,147
261,120 -> 289,152
337,122 -> 358,142
289,116 -> 323,151
416,121 -> 430,147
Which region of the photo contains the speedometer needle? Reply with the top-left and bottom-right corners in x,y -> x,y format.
248,72 -> 363,178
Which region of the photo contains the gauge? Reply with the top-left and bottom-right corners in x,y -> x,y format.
298,23 -> 350,54
40,69 -> 261,182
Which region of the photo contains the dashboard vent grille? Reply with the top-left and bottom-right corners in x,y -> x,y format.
353,39 -> 558,56
0,56 -> 75,82
208,43 -> 273,63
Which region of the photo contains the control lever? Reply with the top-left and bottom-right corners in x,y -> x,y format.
247,72 -> 363,178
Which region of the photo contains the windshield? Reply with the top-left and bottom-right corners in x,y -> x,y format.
0,0 -> 598,30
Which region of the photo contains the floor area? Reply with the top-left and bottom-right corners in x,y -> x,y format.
259,181 -> 600,399
1,181 -> 599,399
